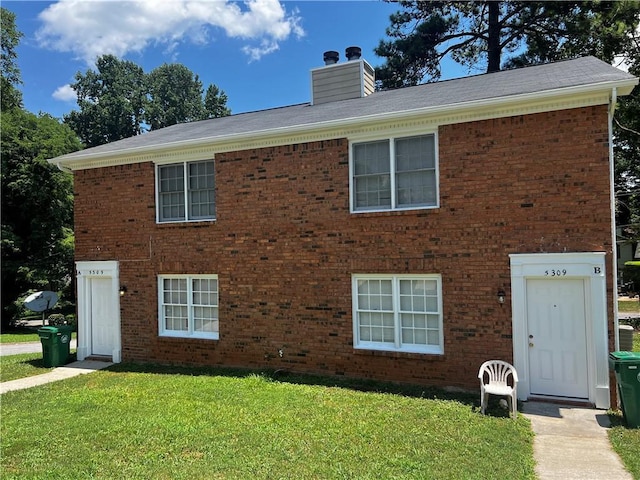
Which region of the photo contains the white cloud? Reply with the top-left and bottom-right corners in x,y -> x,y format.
52,84 -> 76,102
35,0 -> 304,64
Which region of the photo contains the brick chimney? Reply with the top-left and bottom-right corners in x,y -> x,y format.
311,46 -> 375,105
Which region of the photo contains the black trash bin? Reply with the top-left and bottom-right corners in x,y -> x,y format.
38,325 -> 73,367
609,351 -> 640,428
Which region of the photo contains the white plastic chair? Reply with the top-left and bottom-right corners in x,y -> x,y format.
478,360 -> 518,419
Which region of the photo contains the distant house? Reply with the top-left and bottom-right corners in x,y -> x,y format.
50,52 -> 637,409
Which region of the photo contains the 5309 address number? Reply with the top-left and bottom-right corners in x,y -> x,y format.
545,269 -> 567,277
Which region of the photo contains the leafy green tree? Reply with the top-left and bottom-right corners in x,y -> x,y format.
375,1 -> 640,88
1,109 -> 82,326
504,1 -> 640,69
145,63 -> 206,130
203,84 -> 231,119
1,7 -> 23,111
146,64 -> 230,129
64,54 -> 146,147
614,33 -> 640,247
66,57 -> 231,139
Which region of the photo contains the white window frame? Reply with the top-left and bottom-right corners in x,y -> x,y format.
158,274 -> 219,340
155,160 -> 216,223
352,274 -> 444,354
349,131 -> 439,213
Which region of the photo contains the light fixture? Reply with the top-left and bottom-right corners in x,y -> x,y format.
119,285 -> 127,297
497,289 -> 506,305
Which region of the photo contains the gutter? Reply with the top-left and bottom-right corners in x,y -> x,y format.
55,161 -> 73,174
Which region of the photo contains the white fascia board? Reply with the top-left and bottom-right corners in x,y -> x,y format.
51,77 -> 638,171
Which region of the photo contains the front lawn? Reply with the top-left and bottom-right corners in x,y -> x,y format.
1,364 -> 536,479
618,299 -> 640,313
0,329 -> 40,344
1,330 -> 77,345
0,352 -> 54,382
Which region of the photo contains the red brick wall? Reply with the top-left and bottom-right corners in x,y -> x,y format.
74,105 -> 614,390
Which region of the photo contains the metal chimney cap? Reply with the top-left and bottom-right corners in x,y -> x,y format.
323,50 -> 339,65
345,46 -> 362,61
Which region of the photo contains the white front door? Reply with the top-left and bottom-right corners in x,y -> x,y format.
526,278 -> 589,399
89,277 -> 117,356
76,261 -> 121,362
510,253 -> 610,409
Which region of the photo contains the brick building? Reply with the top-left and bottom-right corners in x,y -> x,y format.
50,54 -> 637,409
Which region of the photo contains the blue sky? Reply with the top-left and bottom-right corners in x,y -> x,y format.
5,0 -> 468,120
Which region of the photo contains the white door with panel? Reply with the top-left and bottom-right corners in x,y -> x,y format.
526,278 -> 589,399
89,277 -> 117,356
76,261 -> 121,362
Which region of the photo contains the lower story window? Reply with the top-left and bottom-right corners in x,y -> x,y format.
352,274 -> 443,354
158,275 -> 219,339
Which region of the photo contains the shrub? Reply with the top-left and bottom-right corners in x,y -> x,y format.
47,314 -> 77,329
620,318 -> 640,330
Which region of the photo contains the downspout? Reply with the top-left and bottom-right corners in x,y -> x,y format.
609,87 -> 620,352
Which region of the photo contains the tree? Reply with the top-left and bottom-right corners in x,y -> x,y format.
375,1 -> 640,89
1,109 -> 82,326
613,32 -> 640,247
203,84 -> 231,119
1,6 -> 23,111
145,63 -> 206,130
146,64 -> 231,129
66,57 -> 231,140
64,55 -> 146,147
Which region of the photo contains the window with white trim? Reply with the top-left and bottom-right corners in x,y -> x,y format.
158,275 -> 219,339
156,160 -> 215,222
351,133 -> 438,212
352,274 -> 443,354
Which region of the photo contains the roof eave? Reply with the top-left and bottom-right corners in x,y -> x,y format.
50,77 -> 638,171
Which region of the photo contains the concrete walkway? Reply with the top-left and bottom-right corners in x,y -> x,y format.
0,360 -> 113,394
521,401 -> 633,480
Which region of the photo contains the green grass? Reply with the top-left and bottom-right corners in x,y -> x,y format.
608,330 -> 640,479
618,299 -> 640,313
0,352 -> 55,382
1,330 -> 76,344
1,351 -> 78,382
1,364 -> 536,480
0,329 -> 40,344
608,412 -> 640,479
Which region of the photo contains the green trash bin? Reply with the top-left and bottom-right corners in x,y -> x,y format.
609,351 -> 640,428
38,325 -> 73,367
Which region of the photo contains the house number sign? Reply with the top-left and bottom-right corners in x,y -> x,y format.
545,269 -> 567,277
77,269 -> 107,276
542,266 -> 602,277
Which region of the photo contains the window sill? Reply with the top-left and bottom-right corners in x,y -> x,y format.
159,332 -> 219,341
156,219 -> 217,228
350,206 -> 440,217
353,345 -> 444,359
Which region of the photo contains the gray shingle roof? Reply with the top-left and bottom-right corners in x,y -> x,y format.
51,56 -> 637,166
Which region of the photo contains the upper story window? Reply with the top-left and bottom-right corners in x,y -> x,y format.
156,160 -> 215,223
351,133 -> 438,212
